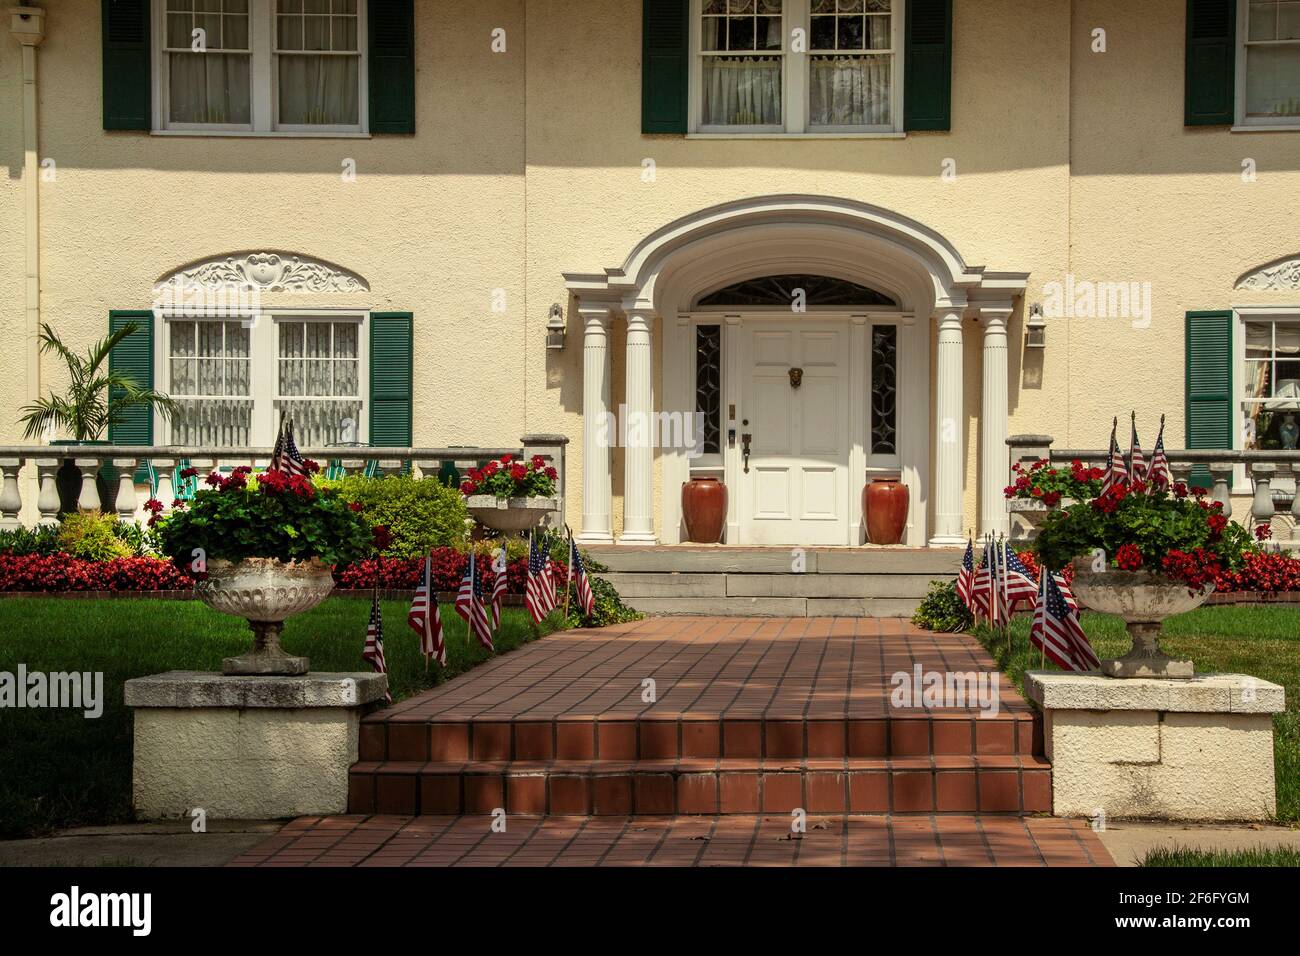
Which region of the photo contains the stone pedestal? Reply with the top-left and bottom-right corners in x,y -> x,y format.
125,671 -> 388,821
1026,671 -> 1285,822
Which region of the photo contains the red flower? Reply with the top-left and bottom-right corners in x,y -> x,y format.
205,473 -> 222,487
1115,543 -> 1143,571
501,454 -> 514,464
1173,481 -> 1188,499
303,459 -> 320,474
545,466 -> 557,480
1256,524 -> 1273,541
460,480 -> 476,495
179,467 -> 198,479
372,525 -> 393,552
1042,490 -> 1061,507
348,501 -> 364,512
531,455 -> 546,469
1207,513 -> 1228,537
510,464 -> 527,481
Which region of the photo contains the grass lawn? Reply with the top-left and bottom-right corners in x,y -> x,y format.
1141,845 -> 1300,867
973,605 -> 1300,825
0,597 -> 563,839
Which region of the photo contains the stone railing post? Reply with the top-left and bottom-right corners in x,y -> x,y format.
1006,434 -> 1053,474
113,458 -> 139,522
0,458 -> 23,530
153,459 -> 176,514
1170,462 -> 1194,489
1208,463 -> 1234,519
522,433 -> 569,531
73,458 -> 102,512
35,458 -> 60,523
1250,463 -> 1276,533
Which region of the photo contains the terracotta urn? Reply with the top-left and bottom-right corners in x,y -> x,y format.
681,477 -> 727,543
864,478 -> 909,545
195,557 -> 336,676
1069,556 -> 1213,679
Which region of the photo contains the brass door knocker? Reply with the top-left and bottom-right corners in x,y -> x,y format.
788,367 -> 803,389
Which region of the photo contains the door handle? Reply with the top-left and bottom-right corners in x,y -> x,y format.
741,432 -> 752,473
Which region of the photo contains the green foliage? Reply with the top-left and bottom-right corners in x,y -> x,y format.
110,519 -> 160,557
0,523 -> 62,556
911,579 -> 973,633
564,574 -> 643,629
56,512 -> 133,562
317,473 -> 469,558
17,322 -> 178,441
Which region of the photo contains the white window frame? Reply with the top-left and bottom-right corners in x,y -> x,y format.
1234,0 -> 1300,129
152,0 -> 370,137
688,0 -> 905,137
1233,306 -> 1300,492
155,309 -> 369,447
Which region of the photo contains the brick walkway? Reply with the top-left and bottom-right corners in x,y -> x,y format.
231,814 -> 1112,867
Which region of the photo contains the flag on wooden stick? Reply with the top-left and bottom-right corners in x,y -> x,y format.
525,532 -> 557,624
408,552 -> 446,667
363,589 -> 392,703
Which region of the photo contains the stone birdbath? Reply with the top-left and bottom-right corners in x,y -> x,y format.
196,556 -> 336,676
1069,556 -> 1213,679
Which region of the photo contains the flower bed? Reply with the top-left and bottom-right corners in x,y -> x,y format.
0,554 -> 194,592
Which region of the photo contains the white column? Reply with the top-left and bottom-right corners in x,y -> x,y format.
620,307 -> 657,544
576,303 -> 614,544
979,307 -> 1012,537
929,308 -> 966,546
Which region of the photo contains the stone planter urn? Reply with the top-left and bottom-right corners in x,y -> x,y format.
466,495 -> 559,533
1006,497 -> 1073,541
196,557 -> 336,676
1069,556 -> 1212,679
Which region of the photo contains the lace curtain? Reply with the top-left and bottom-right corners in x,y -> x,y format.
277,55 -> 359,125
702,56 -> 783,126
277,322 -> 360,447
169,322 -> 253,445
169,53 -> 252,125
809,15 -> 893,127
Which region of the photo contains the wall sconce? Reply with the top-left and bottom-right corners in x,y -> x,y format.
1025,303 -> 1047,349
545,303 -> 566,350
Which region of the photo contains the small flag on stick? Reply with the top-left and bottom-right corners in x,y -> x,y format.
363,589 -> 392,704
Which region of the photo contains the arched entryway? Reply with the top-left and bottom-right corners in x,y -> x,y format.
564,195 -> 1028,548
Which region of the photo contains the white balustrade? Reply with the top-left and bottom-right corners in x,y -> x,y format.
0,459 -> 22,530
1250,463 -> 1276,531
113,458 -> 139,522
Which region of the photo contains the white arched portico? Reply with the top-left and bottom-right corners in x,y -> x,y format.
565,195 -> 1027,548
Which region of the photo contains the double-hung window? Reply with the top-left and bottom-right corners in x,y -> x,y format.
155,0 -> 367,134
1239,0 -> 1300,125
1241,314 -> 1300,450
692,0 -> 902,134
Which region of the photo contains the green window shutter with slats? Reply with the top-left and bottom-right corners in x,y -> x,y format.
108,310 -> 155,483
1185,0 -> 1236,126
642,0 -> 689,134
904,0 -> 952,131
369,0 -> 416,134
370,312 -> 413,447
102,0 -> 151,130
1185,310 -> 1233,488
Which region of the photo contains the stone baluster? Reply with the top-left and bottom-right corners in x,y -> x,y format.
341,458 -> 365,476
74,458 -> 102,512
35,458 -> 60,523
1289,463 -> 1300,532
1170,462 -> 1194,489
374,459 -> 402,478
0,458 -> 23,530
414,459 -> 441,482
113,458 -> 139,522
153,459 -> 176,513
1250,463 -> 1276,534
1208,463 -> 1234,520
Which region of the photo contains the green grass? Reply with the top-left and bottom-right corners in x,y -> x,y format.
0,597 -> 562,839
1141,845 -> 1300,867
973,605 -> 1300,824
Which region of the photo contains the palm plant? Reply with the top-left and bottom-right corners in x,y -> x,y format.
18,322 -> 178,442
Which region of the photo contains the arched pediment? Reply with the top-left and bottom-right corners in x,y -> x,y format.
155,251 -> 369,293
1236,256 -> 1300,291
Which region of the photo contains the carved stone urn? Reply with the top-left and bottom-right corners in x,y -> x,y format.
1069,557 -> 1212,679
196,557 -> 336,676
466,495 -> 559,533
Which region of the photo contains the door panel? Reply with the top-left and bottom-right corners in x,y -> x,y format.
741,322 -> 850,545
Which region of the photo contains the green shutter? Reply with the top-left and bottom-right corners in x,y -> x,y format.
108,310 -> 155,483
1185,0 -> 1236,126
1185,310 -> 1233,487
102,0 -> 151,130
369,0 -> 415,134
370,312 -> 413,447
904,0 -> 952,131
642,0 -> 689,134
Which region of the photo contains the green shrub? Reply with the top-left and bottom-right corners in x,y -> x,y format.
564,575 -> 643,629
0,523 -> 62,556
911,579 -> 972,633
318,474 -> 469,558
110,520 -> 160,557
56,512 -> 133,562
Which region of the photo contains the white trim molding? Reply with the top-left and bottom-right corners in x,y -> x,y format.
155,252 -> 370,293
1236,256 -> 1300,292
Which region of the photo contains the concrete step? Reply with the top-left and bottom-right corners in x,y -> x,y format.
588,547 -> 962,575
603,572 -> 937,600
620,596 -> 925,617
349,755 -> 1052,816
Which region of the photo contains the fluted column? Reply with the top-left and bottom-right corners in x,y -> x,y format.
576,303 -> 614,544
930,308 -> 966,546
980,307 -> 1012,537
620,307 -> 656,544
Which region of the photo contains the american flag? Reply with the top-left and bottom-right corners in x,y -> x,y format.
1129,414 -> 1147,484
1003,543 -> 1039,610
1030,572 -> 1100,672
408,553 -> 446,667
570,537 -> 595,617
1149,414 -> 1170,490
971,536 -> 1000,623
269,417 -> 307,477
956,538 -> 975,610
455,552 -> 494,651
490,543 -> 508,631
1053,571 -> 1079,612
1100,416 -> 1127,497
525,532 -> 557,624
363,589 -> 392,703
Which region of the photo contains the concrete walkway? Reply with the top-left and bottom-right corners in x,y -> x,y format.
1095,820 -> 1300,866
0,821 -> 280,868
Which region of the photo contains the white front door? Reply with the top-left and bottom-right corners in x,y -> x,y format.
740,323 -> 850,545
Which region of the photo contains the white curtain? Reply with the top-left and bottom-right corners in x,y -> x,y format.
169,52 -> 251,124
1246,46 -> 1300,117
169,322 -> 252,446
702,56 -> 782,126
277,322 -> 360,446
809,16 -> 892,127
278,55 -> 359,125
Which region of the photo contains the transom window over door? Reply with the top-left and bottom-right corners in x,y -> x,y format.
1241,0 -> 1300,124
154,0 -> 368,133
692,0 -> 902,133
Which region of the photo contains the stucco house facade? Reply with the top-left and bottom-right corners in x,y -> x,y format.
3,0 -> 1299,547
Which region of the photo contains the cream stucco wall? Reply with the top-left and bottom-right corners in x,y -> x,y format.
2,0 -> 1298,539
